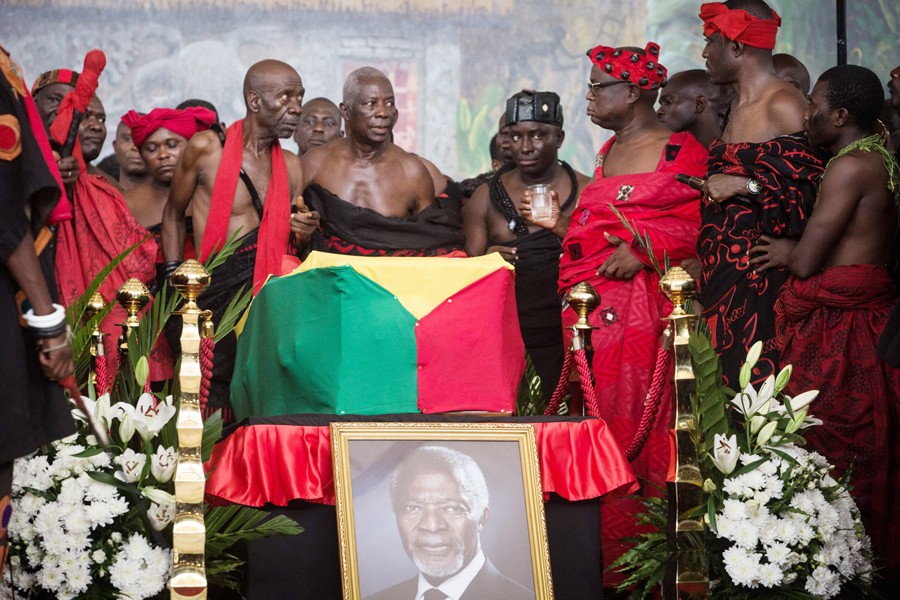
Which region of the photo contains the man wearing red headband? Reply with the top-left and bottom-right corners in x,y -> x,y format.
696,0 -> 826,388
161,59 -> 306,421
525,41 -> 707,583
122,107 -> 215,250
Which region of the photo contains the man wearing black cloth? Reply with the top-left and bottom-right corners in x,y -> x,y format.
463,90 -> 589,398
697,0 -> 826,387
1,45 -> 75,575
294,67 -> 464,256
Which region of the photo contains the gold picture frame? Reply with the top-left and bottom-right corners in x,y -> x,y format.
331,422 -> 554,600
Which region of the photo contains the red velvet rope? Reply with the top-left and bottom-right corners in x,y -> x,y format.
624,345 -> 671,462
545,349 -> 574,415
200,335 -> 215,417
94,352 -> 110,395
573,348 -> 601,416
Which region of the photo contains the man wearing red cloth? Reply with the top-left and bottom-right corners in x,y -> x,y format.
526,41 -> 706,582
32,63 -> 167,383
696,0 -> 826,388
122,107 -> 216,250
293,67 -> 465,257
162,59 -> 306,417
750,65 -> 900,587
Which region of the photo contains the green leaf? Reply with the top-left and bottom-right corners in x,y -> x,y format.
201,410 -> 224,463
707,494 -> 718,533
87,470 -> 140,495
730,458 -> 767,478
70,446 -> 105,458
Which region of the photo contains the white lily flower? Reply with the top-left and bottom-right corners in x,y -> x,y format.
118,413 -> 136,444
786,390 -> 819,413
116,448 -> 146,483
733,376 -> 775,419
147,501 -> 175,531
757,421 -> 778,446
739,341 -> 763,388
711,433 -> 740,475
142,486 -> 176,506
774,364 -> 793,392
135,393 -> 177,436
150,446 -> 178,483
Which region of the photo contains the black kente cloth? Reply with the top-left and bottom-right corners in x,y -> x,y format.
698,134 -> 826,388
198,229 -> 257,411
1,68 -> 74,463
301,184 -> 465,257
488,163 -> 578,398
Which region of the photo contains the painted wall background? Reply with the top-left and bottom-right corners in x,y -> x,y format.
1,0 -> 896,180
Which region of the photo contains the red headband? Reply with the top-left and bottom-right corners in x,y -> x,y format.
699,2 -> 781,50
122,107 -> 217,149
586,42 -> 668,91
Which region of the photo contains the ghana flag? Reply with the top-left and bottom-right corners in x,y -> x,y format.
230,252 -> 525,419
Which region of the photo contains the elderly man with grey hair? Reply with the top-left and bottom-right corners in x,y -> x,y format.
366,446 -> 533,600
291,66 -> 465,256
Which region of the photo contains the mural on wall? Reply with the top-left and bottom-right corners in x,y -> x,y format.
1,0 -> 896,180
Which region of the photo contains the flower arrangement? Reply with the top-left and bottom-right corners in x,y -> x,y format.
612,337 -> 875,599
2,237 -> 301,599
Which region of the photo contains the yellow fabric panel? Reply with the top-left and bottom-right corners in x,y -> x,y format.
290,251 -> 513,319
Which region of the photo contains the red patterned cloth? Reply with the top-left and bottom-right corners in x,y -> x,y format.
699,2 -> 781,49
776,264 -> 900,580
54,173 -> 170,380
558,131 -> 705,584
559,131 -> 705,480
199,119 -> 292,295
586,41 -> 668,91
699,135 -> 826,389
204,418 -> 637,507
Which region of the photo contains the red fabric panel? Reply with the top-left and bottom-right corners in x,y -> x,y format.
776,265 -> 900,580
204,420 -> 638,507
199,119 -> 292,295
415,269 -> 524,414
54,173 -> 171,380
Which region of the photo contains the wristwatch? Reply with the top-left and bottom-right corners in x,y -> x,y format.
746,178 -> 762,196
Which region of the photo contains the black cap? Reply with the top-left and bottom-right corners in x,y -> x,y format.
505,91 -> 563,128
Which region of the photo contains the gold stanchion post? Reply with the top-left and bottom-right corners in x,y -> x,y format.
83,291 -> 106,388
659,266 -> 709,598
169,259 -> 212,599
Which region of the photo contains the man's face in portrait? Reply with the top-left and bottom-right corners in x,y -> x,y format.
395,470 -> 487,582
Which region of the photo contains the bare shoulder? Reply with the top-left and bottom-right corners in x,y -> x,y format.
824,151 -> 888,191
574,169 -> 591,188
765,82 -> 808,135
301,140 -> 340,184
188,129 -> 221,156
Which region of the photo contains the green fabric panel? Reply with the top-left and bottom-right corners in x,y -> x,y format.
230,265 -> 419,418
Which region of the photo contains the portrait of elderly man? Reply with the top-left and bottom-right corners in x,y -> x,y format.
364,445 -> 534,600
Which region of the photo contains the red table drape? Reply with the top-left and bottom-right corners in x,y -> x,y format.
205,416 -> 638,507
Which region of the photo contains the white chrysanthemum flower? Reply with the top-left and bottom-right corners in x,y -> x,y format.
92,549 -> 107,564
806,565 -> 840,598
757,562 -> 783,587
723,547 -> 761,588
721,498 -> 748,521
733,520 -> 760,548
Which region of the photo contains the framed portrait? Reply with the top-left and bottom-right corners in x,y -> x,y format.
332,422 -> 554,600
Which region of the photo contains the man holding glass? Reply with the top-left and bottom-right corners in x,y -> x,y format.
463,90 -> 589,400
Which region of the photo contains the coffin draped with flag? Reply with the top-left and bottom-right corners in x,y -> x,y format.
229,252 -> 526,418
